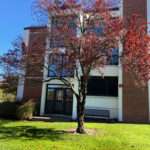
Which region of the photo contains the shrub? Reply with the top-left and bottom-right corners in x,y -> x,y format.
0,89 -> 16,102
33,100 -> 41,116
16,99 -> 35,120
0,102 -> 20,119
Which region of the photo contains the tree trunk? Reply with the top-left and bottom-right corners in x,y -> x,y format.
76,76 -> 88,134
76,99 -> 86,134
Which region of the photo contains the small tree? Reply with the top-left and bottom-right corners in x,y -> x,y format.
0,37 -> 24,97
35,0 -> 123,133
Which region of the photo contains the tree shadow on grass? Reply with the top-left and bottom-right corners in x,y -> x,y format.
0,125 -> 68,141
0,119 -> 12,126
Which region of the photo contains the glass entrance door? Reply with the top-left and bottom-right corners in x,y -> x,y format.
45,87 -> 73,115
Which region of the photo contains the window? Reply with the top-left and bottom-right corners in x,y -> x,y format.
48,54 -> 74,77
87,76 -> 118,96
50,16 -> 77,48
108,48 -> 119,65
86,18 -> 104,36
48,54 -> 62,77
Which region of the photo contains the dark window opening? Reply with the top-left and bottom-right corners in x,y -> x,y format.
87,76 -> 118,97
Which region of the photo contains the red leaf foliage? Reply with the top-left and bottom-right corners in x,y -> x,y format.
123,15 -> 150,83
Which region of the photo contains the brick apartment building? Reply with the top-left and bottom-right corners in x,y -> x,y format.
17,0 -> 150,122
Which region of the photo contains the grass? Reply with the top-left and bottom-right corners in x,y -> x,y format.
0,119 -> 150,150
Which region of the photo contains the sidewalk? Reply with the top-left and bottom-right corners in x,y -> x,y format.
32,114 -> 73,122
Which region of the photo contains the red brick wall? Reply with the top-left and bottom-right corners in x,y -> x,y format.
23,79 -> 42,101
123,0 -> 149,122
23,27 -> 47,101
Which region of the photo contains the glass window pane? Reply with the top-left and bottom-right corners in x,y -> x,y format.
56,90 -> 64,101
66,89 -> 73,102
48,54 -> 62,77
51,16 -> 76,48
108,48 -> 119,65
47,89 -> 55,101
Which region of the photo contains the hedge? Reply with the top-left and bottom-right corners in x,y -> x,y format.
0,102 -> 19,119
0,99 -> 36,120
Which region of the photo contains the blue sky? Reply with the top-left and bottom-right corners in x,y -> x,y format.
0,0 -> 38,55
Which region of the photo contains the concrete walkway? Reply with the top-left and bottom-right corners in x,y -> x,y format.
32,114 -> 73,122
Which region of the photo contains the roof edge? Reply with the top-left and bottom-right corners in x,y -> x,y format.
24,26 -> 47,30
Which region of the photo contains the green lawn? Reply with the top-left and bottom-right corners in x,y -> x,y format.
0,119 -> 150,150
